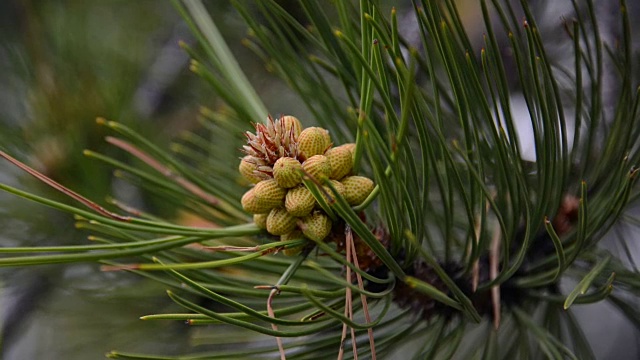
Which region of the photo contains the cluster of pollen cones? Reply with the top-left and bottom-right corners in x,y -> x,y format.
239,115 -> 374,254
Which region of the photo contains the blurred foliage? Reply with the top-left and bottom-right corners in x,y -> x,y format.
0,1 -> 239,358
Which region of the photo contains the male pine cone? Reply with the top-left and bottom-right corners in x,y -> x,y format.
239,115 -> 375,250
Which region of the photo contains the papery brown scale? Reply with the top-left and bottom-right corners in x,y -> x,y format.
262,132 -> 276,149
248,146 -> 261,156
265,116 -> 277,137
261,144 -> 276,163
270,123 -> 278,138
289,133 -> 298,156
242,116 -> 302,179
246,141 -> 262,154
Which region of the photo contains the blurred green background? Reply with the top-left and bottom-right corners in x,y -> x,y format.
0,1 -> 289,358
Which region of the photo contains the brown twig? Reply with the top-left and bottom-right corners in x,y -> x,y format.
106,197 -> 144,217
101,264 -> 141,272
0,150 -> 130,221
347,226 -> 376,360
266,286 -> 286,360
338,232 -> 352,360
347,235 -> 358,360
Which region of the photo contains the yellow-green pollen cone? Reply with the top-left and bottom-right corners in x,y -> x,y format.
253,179 -> 286,208
285,185 -> 316,217
340,175 -> 374,206
300,210 -> 332,241
320,180 -> 345,205
297,127 -> 331,160
334,142 -> 356,155
241,188 -> 272,214
302,155 -> 331,181
280,230 -> 308,256
239,156 -> 263,184
273,157 -> 303,188
266,207 -> 297,235
325,146 -> 353,180
253,213 -> 268,229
